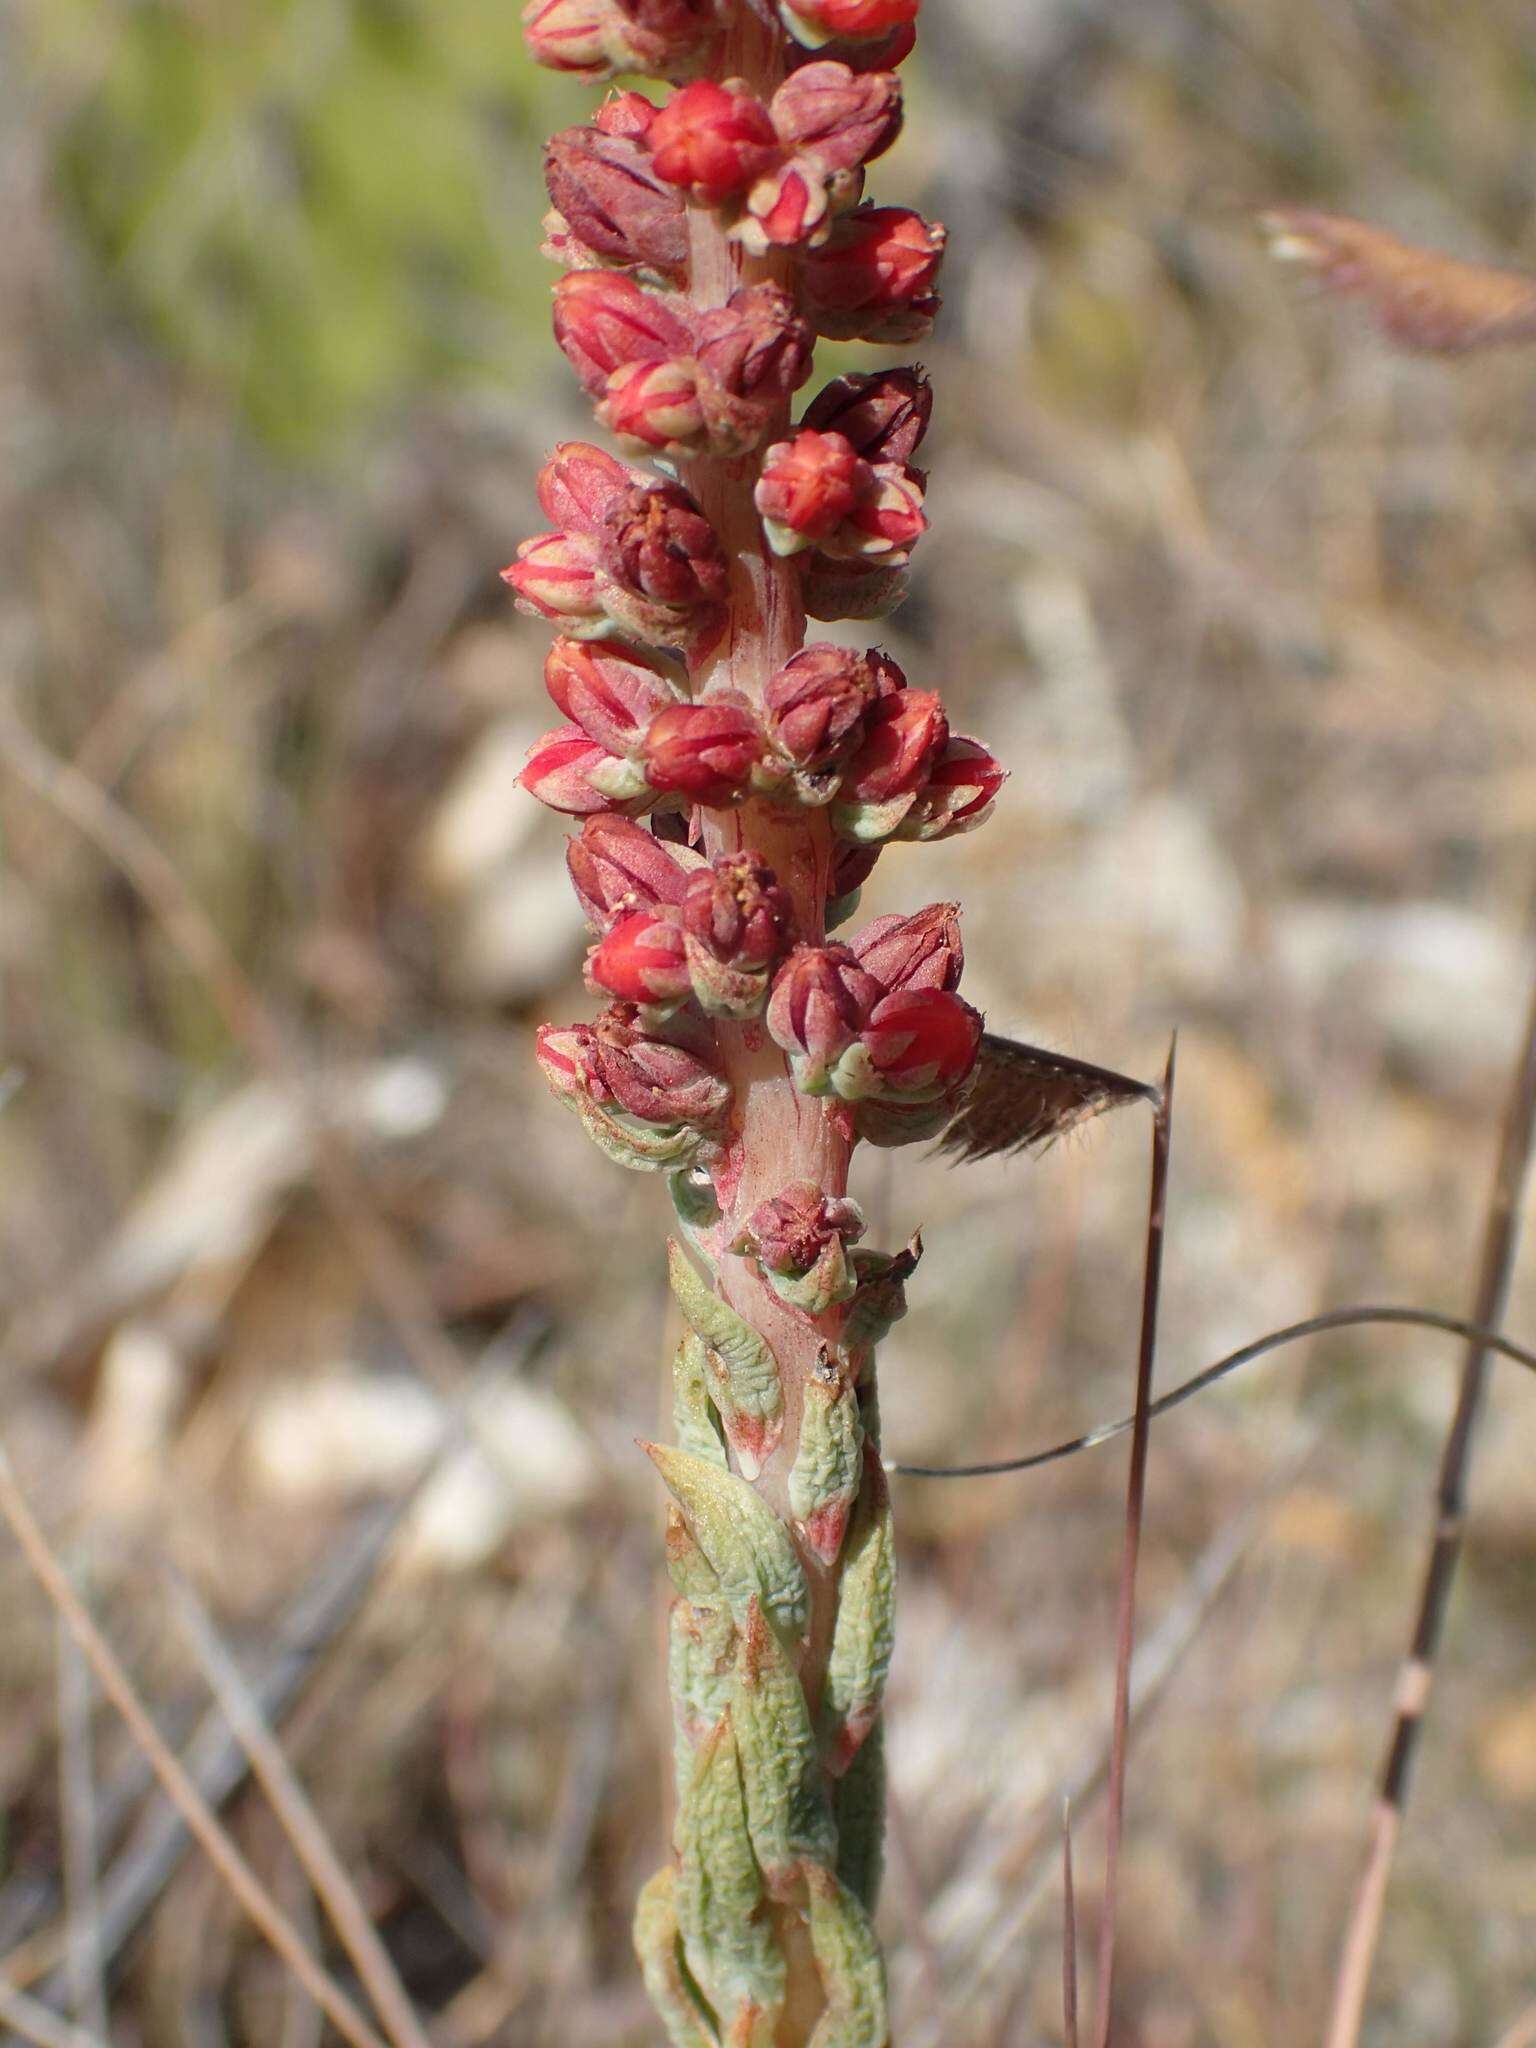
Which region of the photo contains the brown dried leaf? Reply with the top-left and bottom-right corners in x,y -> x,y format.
1261,206 -> 1536,354
935,1032 -> 1155,1165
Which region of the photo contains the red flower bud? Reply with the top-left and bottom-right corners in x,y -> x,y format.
898,734 -> 1007,840
757,432 -> 925,565
536,1021 -> 596,1105
589,1003 -> 732,1124
832,460 -> 926,561
789,21 -> 915,68
679,852 -> 794,1016
586,907 -> 693,1009
501,532 -> 603,623
755,430 -> 862,554
544,636 -> 685,757
643,699 -> 763,803
599,480 -> 729,609
769,61 -> 902,173
802,204 -> 945,341
736,160 -> 836,254
567,815 -> 698,926
595,90 -> 661,138
524,0 -> 720,82
801,366 -> 931,462
519,724 -> 653,816
607,0 -> 722,79
552,270 -> 695,395
738,1181 -> 865,1277
852,902 -> 964,992
682,853 -> 793,969
859,987 -> 983,1100
521,0 -> 617,78
544,123 -> 688,284
693,284 -> 815,449
649,79 -> 779,204
766,943 -> 883,1092
598,357 -> 707,452
780,0 -> 919,45
764,643 -> 881,771
536,440 -> 636,538
733,1180 -> 865,1314
840,687 -> 947,805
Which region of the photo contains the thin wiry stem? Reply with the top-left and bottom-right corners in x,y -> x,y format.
1326,940 -> 1536,2048
1092,1037 -> 1175,2048
1061,1802 -> 1080,2048
884,1304 -> 1536,1480
54,1625 -> 106,2039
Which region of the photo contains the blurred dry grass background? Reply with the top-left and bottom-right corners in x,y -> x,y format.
3,0 -> 1536,2041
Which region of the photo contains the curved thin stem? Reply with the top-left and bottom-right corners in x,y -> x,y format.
885,1305 -> 1536,1480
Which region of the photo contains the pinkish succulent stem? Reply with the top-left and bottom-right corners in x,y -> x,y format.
516,0 -> 995,2034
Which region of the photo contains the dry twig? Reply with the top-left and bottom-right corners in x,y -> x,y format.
0,1439 -> 389,2048
1092,1038 -> 1176,2047
1327,945 -> 1536,2048
165,1571 -> 434,2048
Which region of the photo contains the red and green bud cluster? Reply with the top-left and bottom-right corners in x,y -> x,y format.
764,904 -> 982,1142
731,1180 -> 867,1313
518,0 -> 998,2029
521,628 -> 1003,876
517,0 -> 993,1165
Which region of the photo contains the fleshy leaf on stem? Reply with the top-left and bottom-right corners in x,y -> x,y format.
733,1600 -> 837,1892
645,1442 -> 810,1640
675,1712 -> 787,2040
820,1448 -> 896,1775
788,1351 -> 865,1563
673,1331 -> 730,1468
668,1239 -> 785,1474
832,1723 -> 885,1911
633,1866 -> 720,2048
803,1864 -> 890,2048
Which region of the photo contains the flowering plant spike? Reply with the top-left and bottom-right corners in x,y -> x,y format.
517,1 -> 991,2033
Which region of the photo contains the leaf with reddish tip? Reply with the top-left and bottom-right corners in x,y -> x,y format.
935,1031 -> 1155,1164
732,1600 -> 836,1888
645,1442 -> 809,1641
788,1365 -> 864,1565
632,1866 -> 719,2048
675,1712 -> 786,2039
820,1451 -> 895,1777
668,1240 -> 784,1475
669,1594 -> 737,1805
804,1864 -> 890,2048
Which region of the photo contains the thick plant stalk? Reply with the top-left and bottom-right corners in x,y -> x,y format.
515,0 -> 1001,2035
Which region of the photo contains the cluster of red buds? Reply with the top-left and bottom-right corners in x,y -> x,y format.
521,627 -> 1003,885
516,0 -> 991,2031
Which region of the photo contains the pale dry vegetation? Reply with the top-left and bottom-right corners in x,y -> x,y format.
2,0 -> 1535,2041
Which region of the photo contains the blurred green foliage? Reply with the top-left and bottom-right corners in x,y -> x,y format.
28,0 -> 593,453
